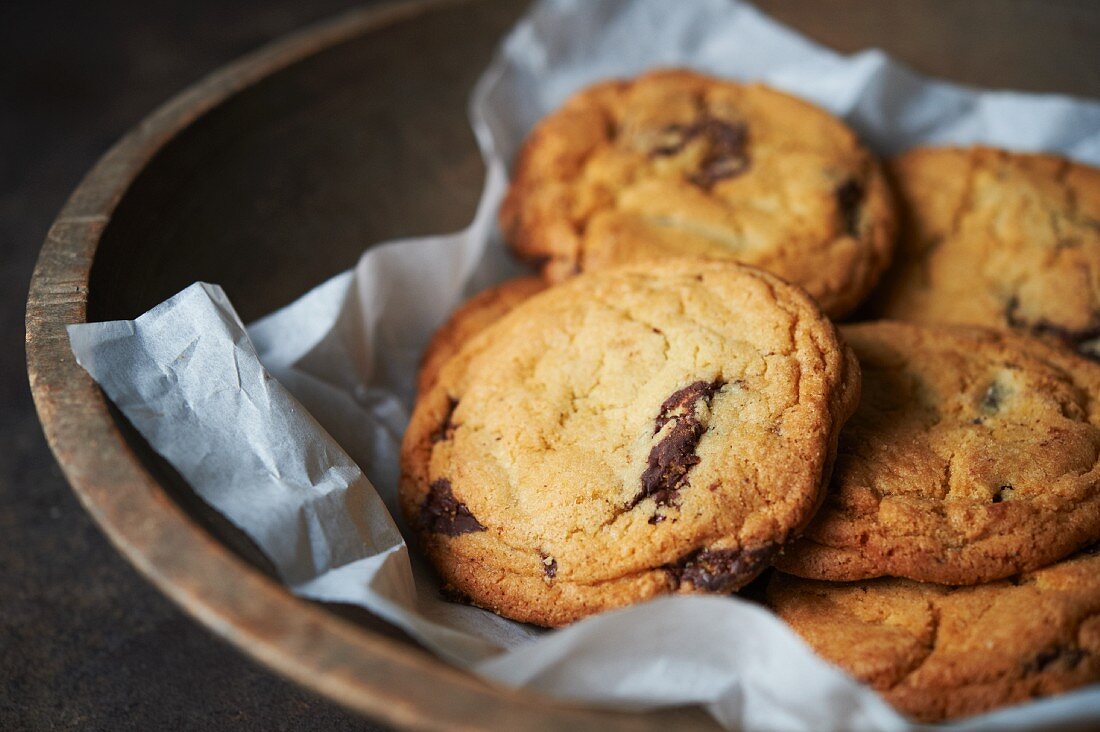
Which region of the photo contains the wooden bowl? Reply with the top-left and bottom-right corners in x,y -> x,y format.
25,1 -> 715,727
25,0 -> 1099,727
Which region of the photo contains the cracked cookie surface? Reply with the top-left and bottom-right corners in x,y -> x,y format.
499,69 -> 896,317
869,147 -> 1100,358
400,259 -> 860,626
776,321 -> 1100,584
767,549 -> 1100,722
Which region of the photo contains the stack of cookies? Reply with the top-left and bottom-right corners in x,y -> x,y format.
399,70 -> 1100,722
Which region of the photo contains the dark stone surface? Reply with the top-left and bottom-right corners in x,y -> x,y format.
2,1 -> 385,729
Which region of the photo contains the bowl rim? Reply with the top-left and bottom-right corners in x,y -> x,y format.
23,1 -> 712,728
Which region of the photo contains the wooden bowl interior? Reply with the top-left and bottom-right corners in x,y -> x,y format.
85,0 -> 527,664
89,0 -> 520,324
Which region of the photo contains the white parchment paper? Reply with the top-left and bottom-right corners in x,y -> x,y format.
68,1 -> 1100,729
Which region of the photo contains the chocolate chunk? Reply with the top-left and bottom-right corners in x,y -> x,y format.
691,120 -> 750,188
1026,645 -> 1089,674
979,381 -> 1008,414
1003,296 -> 1026,330
528,254 -> 552,270
649,123 -> 692,157
836,179 -> 864,236
633,379 -> 724,508
420,479 -> 485,536
638,428 -> 702,508
649,117 -> 750,188
541,554 -> 557,579
667,544 -> 779,593
430,397 -> 460,443
698,119 -> 748,157
525,253 -> 581,277
653,379 -> 722,433
690,157 -> 749,188
439,585 -> 474,605
1079,339 -> 1100,363
1005,296 -> 1100,359
992,484 -> 1015,503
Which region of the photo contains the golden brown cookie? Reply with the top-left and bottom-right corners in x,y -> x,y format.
767,549 -> 1100,722
418,276 -> 547,395
499,69 -> 897,317
400,259 -> 860,626
776,321 -> 1100,585
870,147 -> 1100,358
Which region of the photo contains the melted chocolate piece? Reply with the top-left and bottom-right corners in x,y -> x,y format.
439,585 -> 474,605
979,381 -> 1008,414
650,123 -> 693,157
541,555 -> 557,579
690,159 -> 747,187
650,118 -> 750,188
420,479 -> 485,536
527,254 -> 553,271
430,397 -> 460,443
1025,645 -> 1089,674
633,379 -> 724,508
653,379 -> 722,433
836,179 -> 864,236
668,544 -> 779,593
691,120 -> 750,188
1005,296 -> 1100,361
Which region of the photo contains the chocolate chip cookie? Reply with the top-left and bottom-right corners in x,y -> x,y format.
418,276 -> 547,395
499,69 -> 897,317
776,321 -> 1100,585
870,147 -> 1100,358
768,549 -> 1100,722
400,259 -> 860,626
